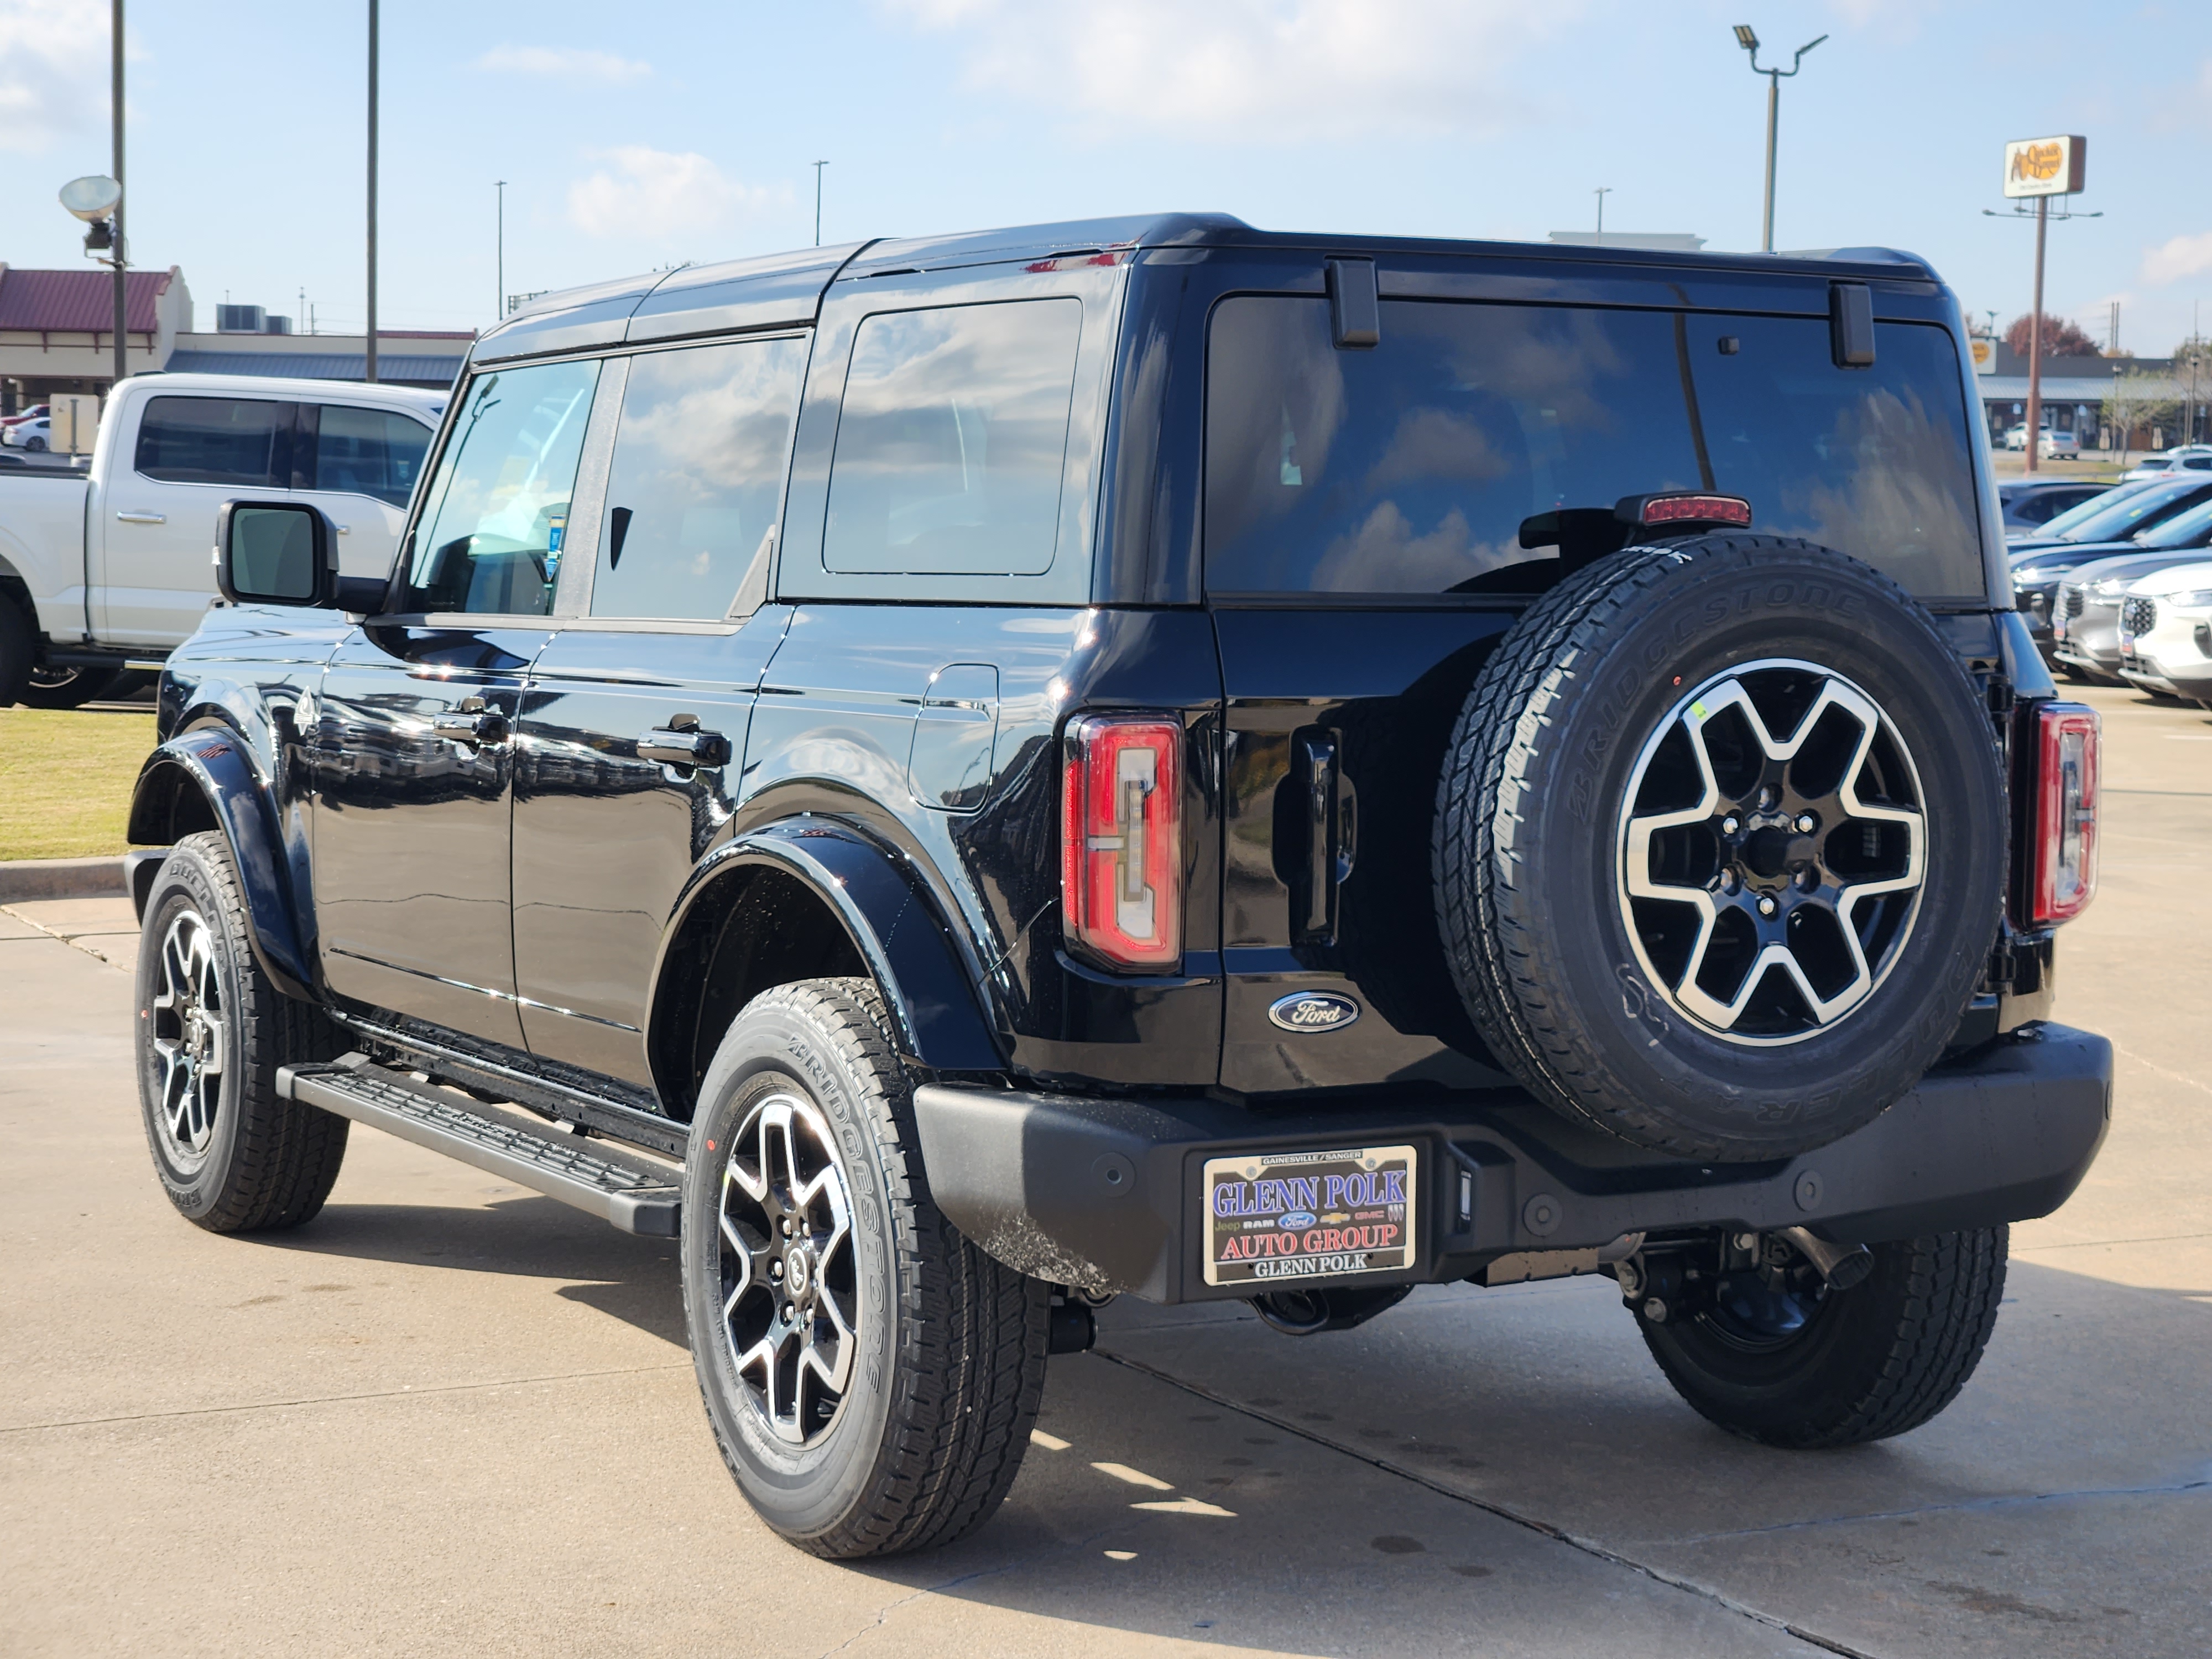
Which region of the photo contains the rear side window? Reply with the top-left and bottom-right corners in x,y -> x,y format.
312,405 -> 432,507
592,336 -> 807,620
1204,298 -> 1985,601
134,396 -> 291,487
405,359 -> 599,615
823,299 -> 1081,576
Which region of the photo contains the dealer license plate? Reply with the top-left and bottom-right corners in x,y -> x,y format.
1202,1144 -> 1419,1287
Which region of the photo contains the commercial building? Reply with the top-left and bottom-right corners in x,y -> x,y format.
0,265 -> 471,414
1976,342 -> 2208,451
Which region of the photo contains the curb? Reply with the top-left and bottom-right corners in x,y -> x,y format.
0,855 -> 128,902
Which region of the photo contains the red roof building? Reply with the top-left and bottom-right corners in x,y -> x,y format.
0,264 -> 194,406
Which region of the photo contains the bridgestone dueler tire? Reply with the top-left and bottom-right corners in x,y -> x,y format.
1640,1227 -> 2008,1447
135,832 -> 349,1230
1434,535 -> 2007,1161
681,979 -> 1050,1559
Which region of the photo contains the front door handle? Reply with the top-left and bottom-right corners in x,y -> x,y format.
638,722 -> 731,769
432,697 -> 507,747
116,510 -> 166,524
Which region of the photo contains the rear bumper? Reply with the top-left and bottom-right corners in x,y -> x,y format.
914,1024 -> 2113,1303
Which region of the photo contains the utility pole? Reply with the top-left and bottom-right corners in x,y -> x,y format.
1594,187 -> 1611,233
813,160 -> 828,246
366,0 -> 379,383
2025,195 -> 2048,472
110,0 -> 126,385
1734,26 -> 1826,253
495,180 -> 507,321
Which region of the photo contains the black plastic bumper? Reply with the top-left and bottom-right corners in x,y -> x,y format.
912,1024 -> 2113,1303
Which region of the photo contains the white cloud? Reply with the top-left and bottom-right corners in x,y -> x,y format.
879,0 -> 1582,139
566,147 -> 784,241
477,44 -> 651,82
2143,231 -> 2212,286
0,0 -> 108,155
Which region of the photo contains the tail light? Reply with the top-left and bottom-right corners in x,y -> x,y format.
2030,702 -> 2100,924
1061,714 -> 1183,970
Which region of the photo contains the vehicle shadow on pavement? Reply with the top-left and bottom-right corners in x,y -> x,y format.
246,1194 -> 689,1348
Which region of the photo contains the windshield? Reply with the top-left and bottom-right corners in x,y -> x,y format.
2051,478 -> 2210,542
2137,495 -> 2212,550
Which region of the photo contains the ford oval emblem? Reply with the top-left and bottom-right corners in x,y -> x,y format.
1267,991 -> 1359,1033
1279,1209 -> 1317,1229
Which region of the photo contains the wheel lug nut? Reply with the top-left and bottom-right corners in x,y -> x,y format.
1757,895 -> 1777,917
1720,815 -> 1741,836
1794,813 -> 1815,833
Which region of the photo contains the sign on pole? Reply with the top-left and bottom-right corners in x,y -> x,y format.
2003,135 -> 2087,199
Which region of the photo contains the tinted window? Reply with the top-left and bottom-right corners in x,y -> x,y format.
2137,496 -> 2212,550
592,337 -> 806,619
824,299 -> 1081,576
134,396 -> 290,487
1204,299 -> 1985,599
313,405 -> 432,507
2054,477 -> 2212,543
2037,480 -> 2154,540
406,359 -> 598,615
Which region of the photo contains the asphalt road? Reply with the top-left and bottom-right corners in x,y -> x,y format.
2,682 -> 2205,1658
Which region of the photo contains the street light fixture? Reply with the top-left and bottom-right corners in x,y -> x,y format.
60,176 -> 127,382
1734,25 -> 1827,253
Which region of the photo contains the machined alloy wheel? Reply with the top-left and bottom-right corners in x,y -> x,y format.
717,1089 -> 859,1446
1618,659 -> 1927,1045
150,908 -> 227,1166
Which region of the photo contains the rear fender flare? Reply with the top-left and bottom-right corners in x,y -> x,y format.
646,818 -> 1004,1084
127,728 -> 318,1001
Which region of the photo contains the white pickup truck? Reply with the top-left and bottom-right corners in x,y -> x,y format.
0,372 -> 443,706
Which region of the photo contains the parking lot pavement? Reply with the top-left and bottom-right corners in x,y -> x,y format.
2,684 -> 2205,1658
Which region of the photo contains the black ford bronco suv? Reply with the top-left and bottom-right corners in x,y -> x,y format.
127,215 -> 2111,1559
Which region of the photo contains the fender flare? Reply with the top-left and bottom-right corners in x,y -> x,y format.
127,728 -> 319,1002
648,817 -> 1004,1078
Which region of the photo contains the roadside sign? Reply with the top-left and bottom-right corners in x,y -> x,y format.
2004,135 -> 2087,199
1970,338 -> 1997,374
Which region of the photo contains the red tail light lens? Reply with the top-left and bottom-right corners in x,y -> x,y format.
2031,702 -> 2100,925
1062,715 -> 1183,970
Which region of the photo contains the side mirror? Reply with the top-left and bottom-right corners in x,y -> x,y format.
214,499 -> 337,608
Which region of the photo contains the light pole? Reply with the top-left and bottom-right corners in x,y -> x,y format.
1594,187 -> 1611,233
366,0 -> 379,383
109,0 -> 126,385
1733,25 -> 1826,254
813,160 -> 828,247
495,180 -> 507,321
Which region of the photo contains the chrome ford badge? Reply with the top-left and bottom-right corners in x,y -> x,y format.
1267,991 -> 1359,1033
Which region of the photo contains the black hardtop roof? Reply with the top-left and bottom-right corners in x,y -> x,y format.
469,212 -> 1939,367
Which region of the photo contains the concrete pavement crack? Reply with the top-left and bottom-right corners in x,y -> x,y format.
1091,1345 -> 1884,1659
1658,1477 -> 2212,1544
0,1360 -> 692,1434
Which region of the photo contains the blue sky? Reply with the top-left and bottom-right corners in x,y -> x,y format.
3,0 -> 2209,354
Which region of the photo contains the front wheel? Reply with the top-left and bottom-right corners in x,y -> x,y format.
17,663 -> 109,709
681,978 -> 1050,1558
1635,1227 -> 2007,1448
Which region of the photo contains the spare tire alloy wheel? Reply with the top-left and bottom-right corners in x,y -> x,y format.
716,1089 -> 859,1446
1436,536 -> 2007,1162
1619,659 -> 1926,1044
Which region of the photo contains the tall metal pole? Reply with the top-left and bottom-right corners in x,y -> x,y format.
366,0 -> 379,383
813,161 -> 827,247
1594,187 -> 1611,232
1761,71 -> 1779,253
495,180 -> 507,321
111,0 -> 126,385
2025,195 -> 2048,474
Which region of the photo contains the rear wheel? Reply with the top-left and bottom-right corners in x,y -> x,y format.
1636,1228 -> 2008,1448
17,662 -> 108,709
681,978 -> 1050,1558
135,832 -> 349,1230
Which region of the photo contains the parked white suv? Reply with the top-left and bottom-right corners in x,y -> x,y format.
2117,559 -> 2212,708
0,372 -> 444,706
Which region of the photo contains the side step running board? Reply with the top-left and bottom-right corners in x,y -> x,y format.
278,1055 -> 682,1237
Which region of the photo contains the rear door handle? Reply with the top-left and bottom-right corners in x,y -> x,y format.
116,510 -> 166,524
432,697 -> 507,747
639,723 -> 731,769
1288,728 -> 1354,945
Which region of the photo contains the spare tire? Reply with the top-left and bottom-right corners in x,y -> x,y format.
1434,535 -> 2006,1162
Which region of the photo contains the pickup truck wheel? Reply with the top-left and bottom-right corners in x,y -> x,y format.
135,832 -> 349,1230
681,978 -> 1050,1559
1434,534 -> 2007,1161
17,663 -> 108,709
1638,1227 -> 2007,1447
